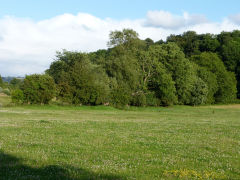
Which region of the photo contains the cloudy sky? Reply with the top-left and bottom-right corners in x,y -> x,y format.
0,0 -> 240,76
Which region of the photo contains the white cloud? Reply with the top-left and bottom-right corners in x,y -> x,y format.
145,10 -> 208,29
0,11 -> 240,76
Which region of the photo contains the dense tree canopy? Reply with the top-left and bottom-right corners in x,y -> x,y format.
167,30 -> 240,98
47,51 -> 110,105
191,52 -> 237,103
21,74 -> 56,104
8,29 -> 240,106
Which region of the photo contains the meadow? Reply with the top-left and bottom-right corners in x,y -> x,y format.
0,94 -> 239,179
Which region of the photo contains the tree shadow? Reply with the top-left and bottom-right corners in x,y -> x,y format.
0,151 -> 125,180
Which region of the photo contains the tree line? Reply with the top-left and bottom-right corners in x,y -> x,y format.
2,29 -> 240,107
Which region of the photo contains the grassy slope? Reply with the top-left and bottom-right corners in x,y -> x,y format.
0,93 -> 11,107
0,96 -> 239,179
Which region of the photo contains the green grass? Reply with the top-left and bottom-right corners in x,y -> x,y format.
0,93 -> 11,107
0,96 -> 239,179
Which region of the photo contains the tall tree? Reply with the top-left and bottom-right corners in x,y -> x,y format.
191,52 -> 237,103
108,29 -> 139,48
22,74 -> 56,104
47,51 -> 110,105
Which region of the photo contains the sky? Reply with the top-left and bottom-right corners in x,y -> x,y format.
0,0 -> 240,76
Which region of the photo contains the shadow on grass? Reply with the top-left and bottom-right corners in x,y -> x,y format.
0,151 -> 125,180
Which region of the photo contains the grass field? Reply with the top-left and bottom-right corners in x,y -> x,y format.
0,95 -> 239,179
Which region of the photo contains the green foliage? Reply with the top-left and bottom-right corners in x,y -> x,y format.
106,47 -> 141,91
145,38 -> 154,48
189,77 -> 208,106
2,89 -> 11,96
47,51 -> 110,105
150,43 -> 199,105
0,75 -> 3,87
196,67 -> 218,104
145,92 -> 159,106
167,31 -> 200,57
140,45 -> 177,106
110,84 -> 131,108
220,31 -> 240,98
22,74 -> 56,104
131,92 -> 147,107
11,89 -> 24,104
221,40 -> 240,72
108,28 -> 139,48
10,78 -> 23,90
167,30 -> 240,99
198,33 -> 220,52
191,52 -> 237,103
42,29 -> 239,107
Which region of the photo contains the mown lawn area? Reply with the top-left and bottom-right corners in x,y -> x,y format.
0,96 -> 239,179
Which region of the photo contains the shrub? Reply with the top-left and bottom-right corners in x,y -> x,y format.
145,92 -> 159,106
131,92 -> 147,107
110,85 -> 131,108
191,52 -> 237,103
189,77 -> 208,106
22,74 -> 56,104
11,89 -> 24,104
2,89 -> 10,96
47,51 -> 110,105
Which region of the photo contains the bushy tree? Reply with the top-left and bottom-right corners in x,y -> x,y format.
22,74 -> 56,104
110,83 -> 132,107
108,28 -> 139,48
138,46 -> 177,106
150,43 -> 200,105
198,33 -> 220,52
0,76 -> 3,89
11,89 -> 24,104
191,52 -> 237,103
47,51 -> 110,105
10,78 -> 23,90
104,29 -> 146,106
196,67 -> 218,104
189,77 -> 208,106
167,31 -> 200,57
44,29 -> 239,108
221,40 -> 240,72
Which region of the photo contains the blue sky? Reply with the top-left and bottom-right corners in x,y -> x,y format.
0,0 -> 240,76
0,0 -> 239,21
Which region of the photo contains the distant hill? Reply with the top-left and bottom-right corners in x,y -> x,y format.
2,77 -> 24,83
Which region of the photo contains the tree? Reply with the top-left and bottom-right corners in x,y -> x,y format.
189,76 -> 208,106
221,40 -> 240,72
217,31 -> 240,98
144,38 -> 154,48
196,67 -> 218,104
0,75 -> 3,87
47,51 -> 110,105
138,46 -> 177,106
22,74 -> 56,104
191,52 -> 237,103
150,43 -> 200,105
104,30 -> 146,106
167,31 -> 200,57
108,29 -> 139,48
10,78 -> 23,89
70,59 -> 110,105
11,89 -> 24,104
198,33 -> 220,52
